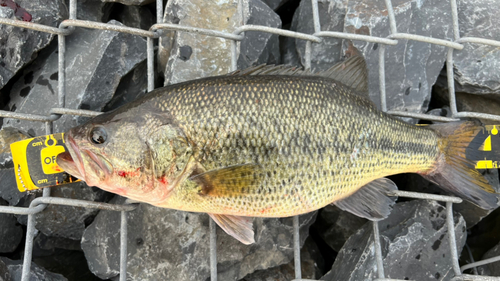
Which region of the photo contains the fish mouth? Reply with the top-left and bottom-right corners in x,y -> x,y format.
57,134 -> 86,180
57,134 -> 114,184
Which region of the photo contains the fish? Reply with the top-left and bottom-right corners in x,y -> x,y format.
57,56 -> 499,245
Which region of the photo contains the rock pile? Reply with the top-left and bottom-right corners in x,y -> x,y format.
0,0 -> 499,280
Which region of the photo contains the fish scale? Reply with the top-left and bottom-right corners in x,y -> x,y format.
158,75 -> 439,217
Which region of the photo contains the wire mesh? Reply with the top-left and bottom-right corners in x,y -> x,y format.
0,0 -> 499,280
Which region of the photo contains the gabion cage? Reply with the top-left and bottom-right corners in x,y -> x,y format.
0,0 -> 500,280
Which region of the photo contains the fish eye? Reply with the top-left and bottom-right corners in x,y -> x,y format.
89,126 -> 108,145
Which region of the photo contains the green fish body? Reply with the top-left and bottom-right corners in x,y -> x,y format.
57,57 -> 498,244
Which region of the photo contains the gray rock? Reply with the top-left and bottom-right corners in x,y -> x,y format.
216,212 -> 316,280
261,0 -> 289,10
237,0 -> 281,69
0,257 -> 67,281
0,201 -> 22,253
159,0 -> 240,84
240,236 -> 321,280
102,0 -> 153,5
240,261 -> 298,281
280,32 -> 301,68
433,82 -> 500,125
0,168 -> 24,206
477,241 -> 500,276
103,60 -> 148,111
342,0 -> 454,120
0,127 -> 30,206
394,168 -> 500,228
449,0 -> 500,94
82,196 -> 316,280
314,204 -> 367,252
321,200 -> 467,281
0,0 -> 67,90
34,232 -> 82,253
451,93 -> 500,124
77,0 -> 114,22
160,0 -> 281,85
114,4 -> 153,30
3,20 -> 147,136
29,233 -> 102,281
283,0 -> 347,71
0,258 -> 10,281
14,183 -> 111,240
426,106 -> 451,121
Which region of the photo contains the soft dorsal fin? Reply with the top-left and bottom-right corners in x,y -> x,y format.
229,55 -> 369,97
333,178 -> 398,221
316,55 -> 368,94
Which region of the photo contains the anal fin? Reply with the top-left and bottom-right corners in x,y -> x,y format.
209,213 -> 255,245
333,178 -> 398,221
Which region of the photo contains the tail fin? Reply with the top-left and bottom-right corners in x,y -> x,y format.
422,121 -> 499,210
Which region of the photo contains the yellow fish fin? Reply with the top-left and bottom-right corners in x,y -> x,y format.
333,178 -> 398,221
424,122 -> 500,210
189,164 -> 261,196
208,213 -> 255,245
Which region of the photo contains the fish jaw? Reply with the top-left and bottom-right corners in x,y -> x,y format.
81,148 -> 114,180
57,133 -> 114,187
58,134 -> 173,203
57,134 -> 86,181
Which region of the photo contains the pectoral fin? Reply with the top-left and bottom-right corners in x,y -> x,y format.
189,164 -> 261,196
333,178 -> 398,221
209,213 -> 255,245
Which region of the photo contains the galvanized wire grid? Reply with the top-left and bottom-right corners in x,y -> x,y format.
0,0 -> 500,280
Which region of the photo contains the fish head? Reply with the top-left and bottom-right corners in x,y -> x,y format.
57,109 -> 191,203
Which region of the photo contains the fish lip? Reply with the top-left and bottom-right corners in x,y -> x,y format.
56,151 -> 83,179
57,134 -> 86,180
68,134 -> 87,179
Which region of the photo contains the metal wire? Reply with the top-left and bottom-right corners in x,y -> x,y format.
452,274 -> 500,281
373,221 -> 385,278
209,217 -> 218,281
1,0 -> 500,280
464,243 -> 479,275
293,215 -> 302,279
462,256 -> 500,273
120,210 -> 128,281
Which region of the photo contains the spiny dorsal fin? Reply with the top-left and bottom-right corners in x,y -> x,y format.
229,55 -> 369,97
229,64 -> 313,76
333,178 -> 398,221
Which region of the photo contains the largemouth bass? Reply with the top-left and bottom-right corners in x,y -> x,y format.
57,56 -> 499,244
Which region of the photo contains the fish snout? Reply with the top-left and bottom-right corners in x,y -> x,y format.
57,133 -> 86,180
